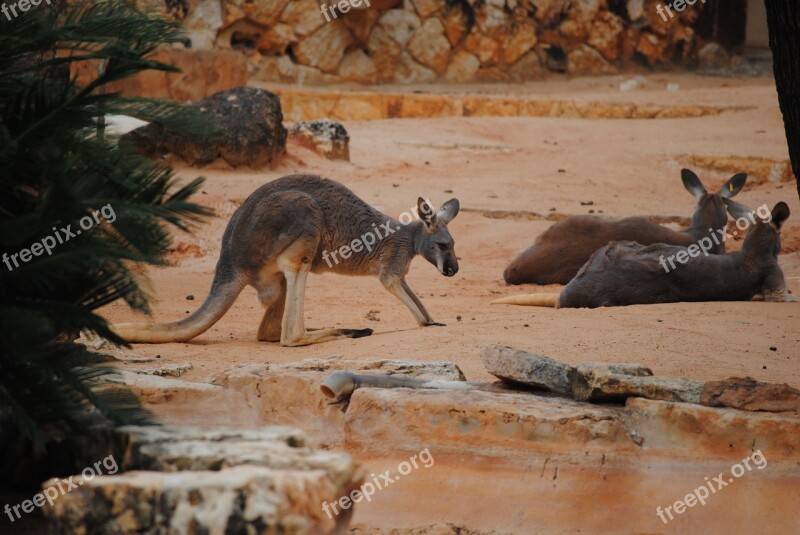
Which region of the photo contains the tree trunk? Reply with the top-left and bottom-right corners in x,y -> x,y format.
764,0 -> 800,199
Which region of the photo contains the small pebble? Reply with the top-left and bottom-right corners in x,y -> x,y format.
186,295 -> 194,300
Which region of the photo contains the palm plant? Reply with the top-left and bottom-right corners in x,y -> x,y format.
0,0 -> 214,485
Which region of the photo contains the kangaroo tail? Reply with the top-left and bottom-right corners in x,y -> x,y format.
111,268 -> 245,343
491,293 -> 560,308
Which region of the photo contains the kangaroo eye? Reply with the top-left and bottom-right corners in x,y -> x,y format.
436,242 -> 448,249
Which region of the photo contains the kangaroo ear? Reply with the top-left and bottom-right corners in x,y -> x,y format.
417,197 -> 436,227
718,173 -> 747,198
438,198 -> 460,224
723,198 -> 753,221
771,202 -> 790,229
681,169 -> 707,200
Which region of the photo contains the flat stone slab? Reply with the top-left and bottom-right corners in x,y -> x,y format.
44,425 -> 363,534
480,344 -> 573,395
483,344 -> 705,405
210,355 -> 467,385
701,376 -> 800,413
44,465 -> 355,534
133,363 -> 193,377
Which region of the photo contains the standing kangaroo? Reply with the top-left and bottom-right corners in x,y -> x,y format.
112,174 -> 460,346
494,202 -> 798,308
503,169 -> 747,285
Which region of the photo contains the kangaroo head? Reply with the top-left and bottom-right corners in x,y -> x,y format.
417,197 -> 460,277
682,169 -> 747,232
727,200 -> 790,259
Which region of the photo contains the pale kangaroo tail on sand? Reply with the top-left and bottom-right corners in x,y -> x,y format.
491,294 -> 559,307
111,269 -> 245,343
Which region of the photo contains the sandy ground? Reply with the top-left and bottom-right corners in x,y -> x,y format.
100,73 -> 800,389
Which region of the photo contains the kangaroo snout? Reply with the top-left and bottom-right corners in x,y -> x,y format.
443,261 -> 458,277
503,264 -> 519,285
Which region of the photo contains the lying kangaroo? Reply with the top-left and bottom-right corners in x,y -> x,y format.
112,174 -> 460,346
495,202 -> 798,308
503,169 -> 747,285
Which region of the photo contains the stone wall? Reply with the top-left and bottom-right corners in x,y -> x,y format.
164,0 -> 741,85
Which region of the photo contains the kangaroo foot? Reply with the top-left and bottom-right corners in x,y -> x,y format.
281,327 -> 373,347
422,321 -> 446,327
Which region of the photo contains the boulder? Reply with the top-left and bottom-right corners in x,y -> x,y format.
289,119 -> 351,161
124,87 -> 287,168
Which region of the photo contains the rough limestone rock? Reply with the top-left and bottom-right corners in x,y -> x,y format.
44,425 -> 363,534
92,370 -> 257,427
407,17 -> 451,73
570,367 -> 703,404
339,49 -> 379,83
378,8 -> 422,46
162,0 -> 727,84
44,466 -> 354,534
133,362 -> 193,377
482,344 -> 700,404
294,20 -> 354,73
700,377 -> 800,413
289,119 -> 351,161
698,42 -> 731,69
445,51 -> 481,82
567,44 -> 617,75
480,344 -> 572,395
114,426 -> 359,487
208,356 -> 467,445
125,87 -> 287,168
184,0 -> 223,49
72,48 -> 247,102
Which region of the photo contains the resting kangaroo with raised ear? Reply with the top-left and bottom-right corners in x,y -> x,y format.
112,174 -> 460,346
503,169 -> 747,285
495,202 -> 798,308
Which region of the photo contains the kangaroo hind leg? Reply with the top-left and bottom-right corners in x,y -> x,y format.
277,242 -> 372,347
256,276 -> 286,342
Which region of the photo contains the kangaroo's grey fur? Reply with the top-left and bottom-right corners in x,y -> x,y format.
557,202 -> 797,308
112,174 -> 460,346
503,169 -> 748,285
